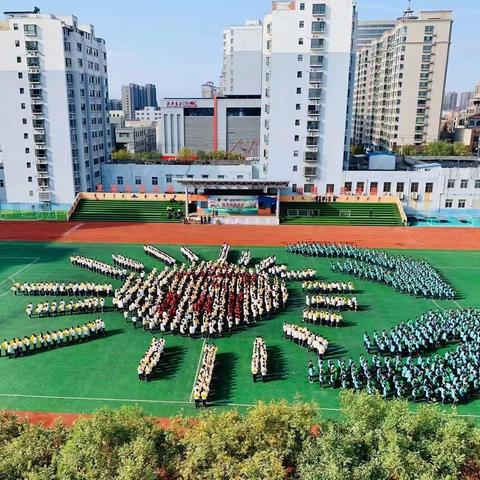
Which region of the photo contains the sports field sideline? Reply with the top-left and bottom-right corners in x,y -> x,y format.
0,240 -> 480,419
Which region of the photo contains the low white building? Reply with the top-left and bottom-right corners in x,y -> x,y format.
115,120 -> 157,154
342,156 -> 480,215
134,106 -> 161,122
101,162 -> 255,193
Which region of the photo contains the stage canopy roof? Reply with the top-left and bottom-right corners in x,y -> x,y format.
178,179 -> 290,190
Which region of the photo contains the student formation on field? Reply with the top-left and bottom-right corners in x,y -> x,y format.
7,240 -> 478,406
1,319 -> 105,357
287,242 -> 455,299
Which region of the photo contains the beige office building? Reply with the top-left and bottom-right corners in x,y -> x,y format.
352,10 -> 453,151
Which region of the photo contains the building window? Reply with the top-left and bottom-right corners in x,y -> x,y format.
447,179 -> 455,188
311,21 -> 326,33
237,175 -> 244,179
295,119 -> 300,126
28,176 -> 32,182
460,179 -> 468,188
410,182 -> 419,193
26,162 -> 31,168
299,2 -> 305,10
458,199 -> 466,208
298,38 -> 304,45
425,182 -> 433,193
152,176 -> 158,186
296,87 -> 302,94
299,20 -> 304,28
18,72 -> 23,79
135,177 -> 141,185
292,183 -> 297,193
294,135 -> 299,141
356,182 -> 364,192
21,103 -> 26,109
293,150 -> 299,157
293,165 -> 298,172
296,104 -> 301,110
16,57 -> 21,63
117,176 -> 123,185
475,179 -> 480,189
425,26 -> 434,34
23,133 -> 28,139
297,71 -> 302,78
13,23 -> 18,30
445,199 -> 453,208
0,180 -> 3,187
22,118 -> 27,124
297,54 -> 303,61
15,40 -> 20,47
312,3 -> 326,15
25,148 -> 30,154
304,183 -> 314,193
383,182 -> 391,193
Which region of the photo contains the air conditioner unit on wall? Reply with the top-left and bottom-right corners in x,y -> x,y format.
398,192 -> 404,200
411,192 -> 419,200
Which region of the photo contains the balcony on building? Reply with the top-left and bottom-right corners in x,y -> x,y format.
310,55 -> 324,68
34,134 -> 46,145
311,38 -> 324,51
307,120 -> 319,132
30,88 -> 42,100
35,149 -> 47,161
304,151 -> 318,163
307,105 -> 320,117
304,166 -> 318,177
309,71 -> 323,85
28,73 -> 41,86
312,3 -> 327,16
31,104 -> 44,117
308,88 -> 322,100
32,119 -> 45,130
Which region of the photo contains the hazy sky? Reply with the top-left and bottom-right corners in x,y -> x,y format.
5,0 -> 479,97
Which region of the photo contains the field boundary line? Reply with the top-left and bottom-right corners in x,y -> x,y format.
453,300 -> 463,309
0,257 -> 40,288
431,299 -> 445,311
189,338 -> 206,403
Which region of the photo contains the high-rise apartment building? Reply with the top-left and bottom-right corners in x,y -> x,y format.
121,83 -> 157,119
260,0 -> 356,194
443,91 -> 458,111
220,20 -> 263,96
467,83 -> 480,116
0,10 -> 111,204
356,20 -> 395,49
108,98 -> 122,110
459,91 -> 472,111
144,83 -> 157,108
352,10 -> 453,150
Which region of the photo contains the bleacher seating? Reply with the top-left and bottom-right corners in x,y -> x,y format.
70,199 -> 185,223
280,202 -> 403,226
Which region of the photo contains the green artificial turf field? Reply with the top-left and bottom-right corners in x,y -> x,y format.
0,241 -> 479,418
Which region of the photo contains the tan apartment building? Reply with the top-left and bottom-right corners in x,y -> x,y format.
352,10 -> 453,151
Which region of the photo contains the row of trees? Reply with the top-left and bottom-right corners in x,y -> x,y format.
397,141 -> 471,156
112,148 -> 245,163
350,141 -> 471,157
1,392 -> 479,479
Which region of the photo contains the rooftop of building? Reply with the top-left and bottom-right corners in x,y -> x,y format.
398,156 -> 480,170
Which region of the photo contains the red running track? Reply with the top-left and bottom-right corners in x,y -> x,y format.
0,221 -> 480,249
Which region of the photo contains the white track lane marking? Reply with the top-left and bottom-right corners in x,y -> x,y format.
63,223 -> 83,237
431,299 -> 445,311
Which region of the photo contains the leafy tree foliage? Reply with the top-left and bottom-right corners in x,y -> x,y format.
0,396 -> 479,479
396,141 -> 471,156
298,391 -> 480,480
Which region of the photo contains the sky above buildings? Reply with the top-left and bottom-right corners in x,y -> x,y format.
6,0 -> 479,97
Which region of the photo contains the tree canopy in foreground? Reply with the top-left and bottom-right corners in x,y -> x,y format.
0,392 -> 479,479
